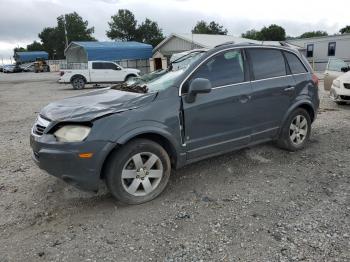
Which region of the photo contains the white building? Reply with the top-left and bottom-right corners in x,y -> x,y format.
151,33 -> 261,71
287,34 -> 350,71
150,33 -> 304,71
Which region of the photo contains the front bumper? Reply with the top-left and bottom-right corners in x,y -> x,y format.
330,83 -> 350,102
30,133 -> 116,191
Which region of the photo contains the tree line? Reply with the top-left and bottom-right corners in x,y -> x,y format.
16,9 -> 350,60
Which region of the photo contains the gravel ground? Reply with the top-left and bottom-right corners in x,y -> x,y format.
0,72 -> 349,262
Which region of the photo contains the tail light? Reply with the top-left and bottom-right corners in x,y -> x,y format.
312,73 -> 319,87
59,71 -> 65,76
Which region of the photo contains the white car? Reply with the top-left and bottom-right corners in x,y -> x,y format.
330,71 -> 350,105
59,61 -> 140,89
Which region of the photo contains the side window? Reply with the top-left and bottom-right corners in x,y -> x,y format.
306,44 -> 314,58
284,52 -> 307,74
184,49 -> 244,92
328,42 -> 336,56
247,48 -> 286,80
104,62 -> 118,70
92,62 -> 104,69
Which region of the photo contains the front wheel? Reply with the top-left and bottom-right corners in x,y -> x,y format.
277,108 -> 311,151
105,139 -> 171,204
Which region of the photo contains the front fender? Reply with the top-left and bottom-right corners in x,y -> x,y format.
116,121 -> 183,154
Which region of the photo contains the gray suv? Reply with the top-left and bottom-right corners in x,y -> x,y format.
30,43 -> 319,204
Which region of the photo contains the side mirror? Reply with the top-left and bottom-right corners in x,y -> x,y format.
341,66 -> 350,73
186,78 -> 212,103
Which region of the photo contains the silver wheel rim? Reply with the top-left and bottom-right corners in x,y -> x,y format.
289,115 -> 308,145
121,152 -> 163,197
74,79 -> 84,89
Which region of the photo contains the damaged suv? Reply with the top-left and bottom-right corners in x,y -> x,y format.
30,43 -> 319,204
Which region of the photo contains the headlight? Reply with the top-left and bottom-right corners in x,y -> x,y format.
54,125 -> 91,142
332,80 -> 340,88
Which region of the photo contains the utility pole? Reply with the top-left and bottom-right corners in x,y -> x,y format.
62,15 -> 68,49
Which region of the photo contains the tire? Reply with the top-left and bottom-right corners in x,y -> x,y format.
277,108 -> 311,151
105,139 -> 171,204
125,74 -> 136,82
71,76 -> 85,90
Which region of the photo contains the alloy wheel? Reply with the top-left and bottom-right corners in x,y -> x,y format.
289,115 -> 308,145
121,152 -> 163,196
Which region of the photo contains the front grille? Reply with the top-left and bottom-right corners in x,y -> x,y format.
344,83 -> 350,90
340,95 -> 350,100
32,115 -> 50,136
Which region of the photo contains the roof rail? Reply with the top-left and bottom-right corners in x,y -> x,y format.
214,41 -> 235,48
214,41 -> 257,48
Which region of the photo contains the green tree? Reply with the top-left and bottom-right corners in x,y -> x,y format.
38,12 -> 95,59
339,25 -> 350,34
241,24 -> 286,41
13,47 -> 26,53
107,9 -> 165,47
192,20 -> 228,35
27,41 -> 44,51
260,24 -> 286,41
106,9 -> 138,41
137,18 -> 164,47
241,29 -> 262,40
299,31 -> 328,38
39,27 -> 59,58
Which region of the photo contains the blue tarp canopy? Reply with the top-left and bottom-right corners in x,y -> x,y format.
15,51 -> 48,62
65,41 -> 153,63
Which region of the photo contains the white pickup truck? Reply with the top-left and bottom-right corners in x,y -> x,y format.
59,61 -> 140,89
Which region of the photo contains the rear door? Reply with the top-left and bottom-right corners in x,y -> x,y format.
90,62 -> 108,82
324,58 -> 348,91
181,49 -> 253,159
246,48 -> 296,141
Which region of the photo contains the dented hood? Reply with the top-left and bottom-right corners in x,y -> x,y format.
40,88 -> 157,122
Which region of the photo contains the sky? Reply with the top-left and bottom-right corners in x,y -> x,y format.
0,0 -> 349,63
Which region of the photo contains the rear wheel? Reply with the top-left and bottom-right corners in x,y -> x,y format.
105,139 -> 171,204
277,108 -> 311,151
71,76 -> 85,89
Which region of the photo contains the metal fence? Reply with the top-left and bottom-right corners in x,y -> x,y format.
48,59 -> 150,74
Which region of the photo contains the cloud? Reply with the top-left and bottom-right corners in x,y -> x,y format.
0,0 -> 348,60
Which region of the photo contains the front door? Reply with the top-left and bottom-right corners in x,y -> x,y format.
91,62 -> 124,82
154,58 -> 162,70
181,49 -> 253,160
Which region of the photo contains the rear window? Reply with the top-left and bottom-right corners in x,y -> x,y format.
247,49 -> 286,80
327,58 -> 348,72
284,52 -> 307,74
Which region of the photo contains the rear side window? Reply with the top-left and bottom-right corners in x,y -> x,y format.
92,62 -> 103,69
247,49 -> 286,80
92,62 -> 118,70
188,49 -> 245,88
284,52 -> 308,74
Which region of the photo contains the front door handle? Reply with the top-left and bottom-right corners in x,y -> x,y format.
239,95 -> 251,103
284,86 -> 295,92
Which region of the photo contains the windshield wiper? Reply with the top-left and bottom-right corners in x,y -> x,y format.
111,82 -> 148,93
